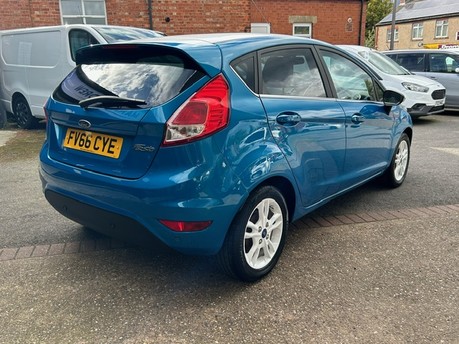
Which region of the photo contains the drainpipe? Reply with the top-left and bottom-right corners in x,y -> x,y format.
148,0 -> 153,30
359,0 -> 364,45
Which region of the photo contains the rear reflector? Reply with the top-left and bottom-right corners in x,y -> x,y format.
159,219 -> 212,232
163,74 -> 229,146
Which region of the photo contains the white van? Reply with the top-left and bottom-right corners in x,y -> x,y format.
0,25 -> 164,128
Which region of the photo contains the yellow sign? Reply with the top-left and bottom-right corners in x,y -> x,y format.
424,43 -> 459,49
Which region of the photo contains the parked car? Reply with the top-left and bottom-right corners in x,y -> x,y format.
39,33 -> 413,281
0,25 -> 164,129
340,45 -> 446,117
383,49 -> 459,111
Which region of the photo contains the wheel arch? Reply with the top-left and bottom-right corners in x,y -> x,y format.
404,127 -> 413,144
250,175 -> 297,224
12,91 -> 29,106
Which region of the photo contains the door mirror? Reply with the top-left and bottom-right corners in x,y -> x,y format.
383,90 -> 404,107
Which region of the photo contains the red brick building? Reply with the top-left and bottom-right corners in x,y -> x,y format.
1,0 -> 367,45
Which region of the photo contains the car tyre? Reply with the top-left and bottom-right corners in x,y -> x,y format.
13,95 -> 38,129
383,133 -> 410,188
218,186 -> 288,282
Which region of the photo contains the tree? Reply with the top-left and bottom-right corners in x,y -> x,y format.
365,0 -> 393,47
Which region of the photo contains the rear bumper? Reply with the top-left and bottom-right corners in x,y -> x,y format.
39,146 -> 245,255
45,189 -> 169,249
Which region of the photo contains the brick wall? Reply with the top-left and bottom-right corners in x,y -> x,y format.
1,0 -> 61,30
0,0 -> 365,45
250,0 -> 367,44
151,0 -> 251,35
105,0 -> 151,29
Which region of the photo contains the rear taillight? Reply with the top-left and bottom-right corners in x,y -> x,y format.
162,74 -> 230,146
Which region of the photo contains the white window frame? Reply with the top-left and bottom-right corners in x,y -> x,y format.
435,20 -> 449,38
412,23 -> 423,40
60,0 -> 107,25
251,23 -> 271,34
293,23 -> 312,38
386,28 -> 399,42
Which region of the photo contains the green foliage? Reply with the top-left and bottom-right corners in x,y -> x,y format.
365,0 -> 393,47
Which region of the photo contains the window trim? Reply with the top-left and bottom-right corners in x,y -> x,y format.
292,23 -> 312,38
412,23 -> 423,41
60,0 -> 107,25
386,27 -> 399,42
435,19 -> 449,38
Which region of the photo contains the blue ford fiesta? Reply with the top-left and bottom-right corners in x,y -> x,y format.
39,33 -> 413,281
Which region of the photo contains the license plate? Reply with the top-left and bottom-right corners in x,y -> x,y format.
435,99 -> 445,106
63,128 -> 123,159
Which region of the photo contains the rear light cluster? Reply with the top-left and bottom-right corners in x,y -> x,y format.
163,74 -> 230,146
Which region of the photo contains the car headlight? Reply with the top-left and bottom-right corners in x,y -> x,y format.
402,82 -> 429,93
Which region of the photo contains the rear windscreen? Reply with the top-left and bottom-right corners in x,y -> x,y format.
54,45 -> 205,107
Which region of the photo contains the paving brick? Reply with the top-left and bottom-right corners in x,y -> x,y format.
405,208 -> 429,217
323,216 -> 345,226
335,215 -> 355,224
356,213 -> 377,222
32,245 -> 50,257
445,204 -> 459,212
301,217 -> 321,228
16,246 -> 34,259
365,212 -> 386,221
415,207 -> 439,216
64,242 -> 81,254
80,240 -> 96,252
398,209 -> 417,218
386,210 -> 409,219
312,216 -> 334,227
48,243 -> 65,256
345,214 -> 366,223
0,248 -> 18,261
426,206 -> 447,215
435,205 -> 455,213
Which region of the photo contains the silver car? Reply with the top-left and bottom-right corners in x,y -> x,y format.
383,49 -> 459,111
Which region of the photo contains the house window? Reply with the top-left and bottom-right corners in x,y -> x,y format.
60,0 -> 107,25
412,23 -> 423,40
386,28 -> 399,42
251,23 -> 271,34
293,23 -> 312,38
435,20 -> 448,38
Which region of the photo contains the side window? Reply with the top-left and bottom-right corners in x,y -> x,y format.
429,53 -> 448,73
321,50 -> 379,101
260,48 -> 326,97
430,53 -> 459,73
69,29 -> 99,61
445,55 -> 459,72
395,53 -> 425,72
232,55 -> 256,92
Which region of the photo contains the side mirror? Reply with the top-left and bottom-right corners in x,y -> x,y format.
383,90 -> 404,107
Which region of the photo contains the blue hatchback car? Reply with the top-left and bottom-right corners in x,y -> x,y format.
39,33 -> 413,281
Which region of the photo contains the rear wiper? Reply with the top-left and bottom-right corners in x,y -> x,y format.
79,96 -> 147,109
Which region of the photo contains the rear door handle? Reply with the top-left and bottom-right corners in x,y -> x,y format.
276,112 -> 301,126
351,114 -> 365,124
